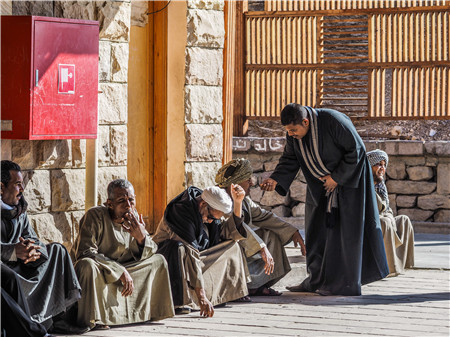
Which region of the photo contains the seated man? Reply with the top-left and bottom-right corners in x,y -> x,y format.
1,160 -> 82,334
71,179 -> 174,329
2,263 -> 49,337
216,159 -> 306,297
367,150 -> 414,276
153,185 -> 249,317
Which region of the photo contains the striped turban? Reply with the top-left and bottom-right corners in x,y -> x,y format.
215,158 -> 253,188
367,149 -> 389,168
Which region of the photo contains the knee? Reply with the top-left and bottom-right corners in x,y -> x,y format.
74,258 -> 98,279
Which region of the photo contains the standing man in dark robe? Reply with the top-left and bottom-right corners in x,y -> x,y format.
261,104 -> 389,296
1,160 -> 84,333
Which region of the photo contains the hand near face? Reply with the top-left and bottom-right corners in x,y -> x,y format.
230,183 -> 245,203
260,178 -> 277,191
119,270 -> 134,297
15,237 -> 41,263
291,231 -> 306,256
122,212 -> 147,246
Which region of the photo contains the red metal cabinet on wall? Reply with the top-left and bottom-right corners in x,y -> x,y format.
1,16 -> 99,139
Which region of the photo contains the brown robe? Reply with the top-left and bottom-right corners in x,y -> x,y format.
71,206 -> 174,328
376,193 -> 415,275
153,213 -> 249,309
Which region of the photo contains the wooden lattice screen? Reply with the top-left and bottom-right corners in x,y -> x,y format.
244,0 -> 450,123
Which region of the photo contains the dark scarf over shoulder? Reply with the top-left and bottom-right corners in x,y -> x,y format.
164,186 -> 221,251
1,197 -> 28,221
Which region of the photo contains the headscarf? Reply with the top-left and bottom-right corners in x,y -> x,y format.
367,149 -> 389,168
367,149 -> 389,208
215,158 -> 253,188
201,186 -> 232,214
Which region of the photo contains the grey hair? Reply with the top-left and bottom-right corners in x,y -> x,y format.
107,179 -> 134,200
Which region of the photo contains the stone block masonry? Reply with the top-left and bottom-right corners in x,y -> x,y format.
233,139 -> 450,229
1,1 -> 132,252
184,1 -> 225,188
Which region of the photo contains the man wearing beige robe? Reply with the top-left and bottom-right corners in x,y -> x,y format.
216,159 -> 306,297
153,185 -> 249,317
367,150 -> 415,276
71,179 -> 174,329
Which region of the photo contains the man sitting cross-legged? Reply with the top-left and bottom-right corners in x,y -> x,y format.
153,185 -> 249,317
71,179 -> 174,330
367,149 -> 414,276
1,160 -> 84,335
216,159 -> 306,298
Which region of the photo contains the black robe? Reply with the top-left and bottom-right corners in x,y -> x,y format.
1,198 -> 81,323
271,108 -> 389,295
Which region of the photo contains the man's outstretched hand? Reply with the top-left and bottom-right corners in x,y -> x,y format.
260,178 -> 278,191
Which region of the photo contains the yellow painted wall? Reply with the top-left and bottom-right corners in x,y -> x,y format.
166,0 -> 187,202
128,23 -> 153,227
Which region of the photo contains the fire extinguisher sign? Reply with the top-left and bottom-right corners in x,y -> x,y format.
58,64 -> 75,94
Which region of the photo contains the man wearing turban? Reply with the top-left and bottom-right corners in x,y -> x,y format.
367,149 -> 414,276
216,159 -> 306,297
153,185 -> 249,317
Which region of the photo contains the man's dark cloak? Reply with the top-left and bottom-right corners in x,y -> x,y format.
1,197 -> 81,323
271,108 -> 389,295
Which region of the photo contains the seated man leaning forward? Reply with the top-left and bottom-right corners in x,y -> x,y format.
216,159 -> 306,297
153,185 -> 249,317
367,149 -> 414,276
1,160 -> 82,334
71,179 -> 174,330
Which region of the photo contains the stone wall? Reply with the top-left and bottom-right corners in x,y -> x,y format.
1,1 -> 131,250
233,138 -> 450,231
184,0 -> 225,188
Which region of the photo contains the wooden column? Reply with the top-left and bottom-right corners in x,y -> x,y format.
152,1 -> 168,231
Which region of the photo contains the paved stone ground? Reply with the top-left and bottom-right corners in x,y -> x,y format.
56,233 -> 450,337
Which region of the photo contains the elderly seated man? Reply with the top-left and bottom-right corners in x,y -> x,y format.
1,160 -> 83,334
153,185 -> 249,317
216,159 -> 306,298
71,179 -> 174,330
367,149 -> 415,276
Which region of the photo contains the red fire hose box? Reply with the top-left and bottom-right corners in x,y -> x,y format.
1,16 -> 99,139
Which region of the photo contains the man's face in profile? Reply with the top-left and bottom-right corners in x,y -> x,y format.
1,170 -> 24,206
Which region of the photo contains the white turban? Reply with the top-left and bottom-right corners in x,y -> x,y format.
201,186 -> 232,214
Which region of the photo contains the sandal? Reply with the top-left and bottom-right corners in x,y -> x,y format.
250,286 -> 282,296
232,295 -> 252,302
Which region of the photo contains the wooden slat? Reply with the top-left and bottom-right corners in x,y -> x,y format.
243,3 -> 449,120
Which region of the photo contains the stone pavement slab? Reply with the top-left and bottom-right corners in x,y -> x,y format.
55,232 -> 450,337
55,268 -> 449,337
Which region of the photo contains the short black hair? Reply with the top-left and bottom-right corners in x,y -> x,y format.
280,103 -> 309,126
1,160 -> 22,186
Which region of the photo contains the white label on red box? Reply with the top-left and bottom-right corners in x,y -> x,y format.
58,64 -> 75,94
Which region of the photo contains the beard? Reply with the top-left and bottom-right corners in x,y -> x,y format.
373,173 -> 384,184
